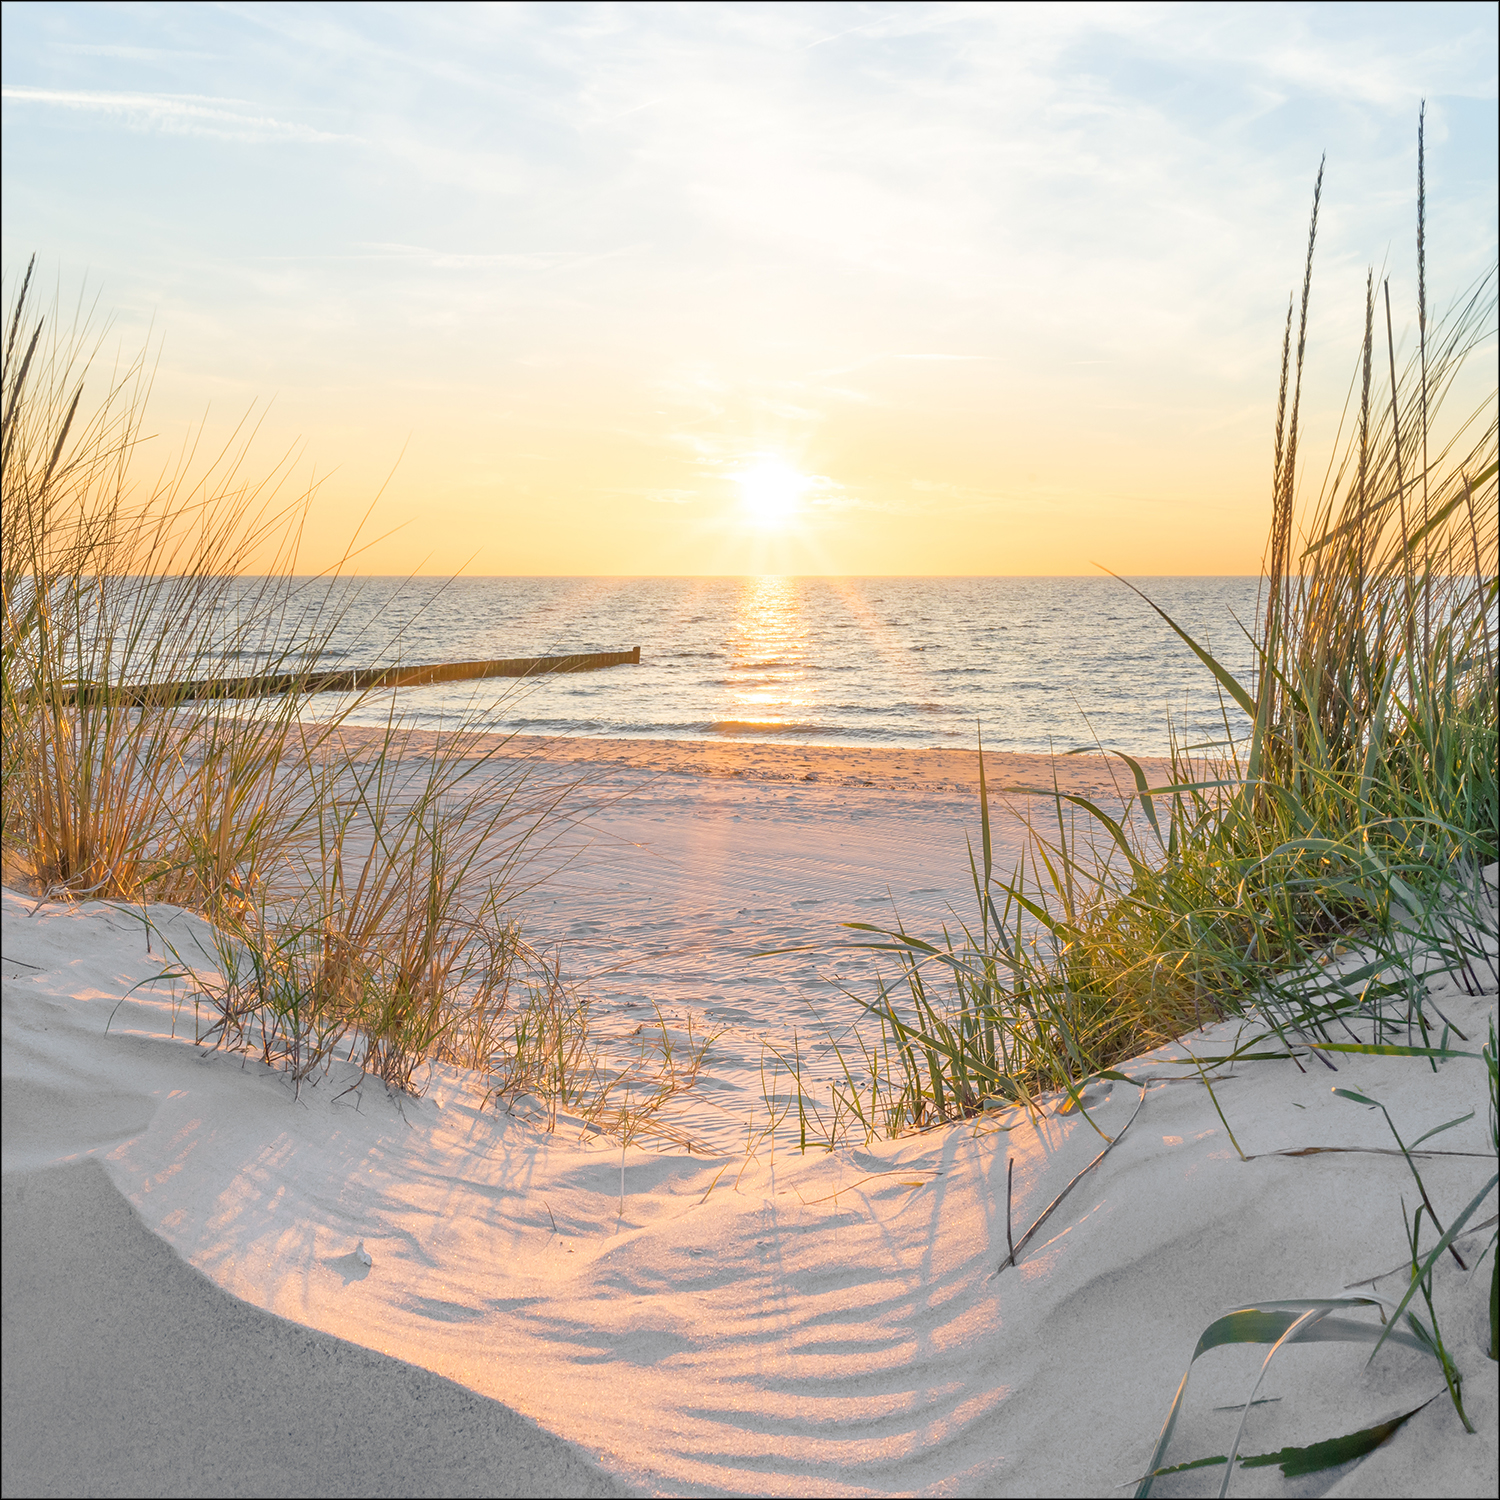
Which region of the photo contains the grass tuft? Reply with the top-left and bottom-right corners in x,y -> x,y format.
786,135 -> 1496,1148
2,259 -> 709,1135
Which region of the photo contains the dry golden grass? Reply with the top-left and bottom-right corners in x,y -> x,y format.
2,257 -> 716,1133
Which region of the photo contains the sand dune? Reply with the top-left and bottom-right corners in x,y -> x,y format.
3,741 -> 1495,1497
2,1158 -> 636,1499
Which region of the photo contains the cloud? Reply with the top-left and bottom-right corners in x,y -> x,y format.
0,86 -> 354,145
2,2 -> 1490,575
55,44 -> 224,63
798,473 -> 861,512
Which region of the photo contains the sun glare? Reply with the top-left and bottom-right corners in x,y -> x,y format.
737,458 -> 806,528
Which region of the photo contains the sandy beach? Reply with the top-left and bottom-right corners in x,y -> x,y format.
326,729 -> 1178,799
4,735 -> 1496,1497
319,735 -> 1182,1156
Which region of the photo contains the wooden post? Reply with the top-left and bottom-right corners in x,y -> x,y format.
57,647 -> 643,708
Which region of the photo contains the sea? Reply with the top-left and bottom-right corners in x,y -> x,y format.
287,575 -> 1264,756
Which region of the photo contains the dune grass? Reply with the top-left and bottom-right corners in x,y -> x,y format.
1,256 -> 513,1088
781,144 -> 1496,1147
1,258 -> 713,1135
1131,1020 -> 1498,1497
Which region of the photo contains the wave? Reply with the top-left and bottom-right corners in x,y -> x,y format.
708,720 -> 838,737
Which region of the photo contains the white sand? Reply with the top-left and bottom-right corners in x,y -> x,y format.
3,741 -> 1497,1496
376,735 -> 1180,1155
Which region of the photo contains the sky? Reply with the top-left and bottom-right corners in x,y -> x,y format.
2,1 -> 1496,577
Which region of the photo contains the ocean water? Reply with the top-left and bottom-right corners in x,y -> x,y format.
287,576 -> 1263,756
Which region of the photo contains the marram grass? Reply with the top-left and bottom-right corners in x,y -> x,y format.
1,257 -> 710,1136
789,142 -> 1496,1147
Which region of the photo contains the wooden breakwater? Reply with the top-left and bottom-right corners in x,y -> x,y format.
57,647 -> 642,708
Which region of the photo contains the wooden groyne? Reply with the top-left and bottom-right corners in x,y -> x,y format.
58,647 -> 642,708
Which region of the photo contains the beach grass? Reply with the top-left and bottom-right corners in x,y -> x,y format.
800,143 -> 1496,1146
1,257 -> 689,1122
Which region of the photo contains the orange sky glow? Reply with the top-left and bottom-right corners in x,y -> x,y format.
4,4 -> 1495,577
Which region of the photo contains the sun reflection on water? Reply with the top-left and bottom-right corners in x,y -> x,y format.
722,577 -> 812,733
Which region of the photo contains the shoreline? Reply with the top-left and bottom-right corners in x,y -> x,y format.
321,725 -> 1182,801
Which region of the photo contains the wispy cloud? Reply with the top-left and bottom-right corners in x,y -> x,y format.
0,86 -> 353,144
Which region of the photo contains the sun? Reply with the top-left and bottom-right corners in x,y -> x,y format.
737,458 -> 806,528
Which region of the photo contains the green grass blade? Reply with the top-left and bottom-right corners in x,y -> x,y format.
1136,1298 -> 1430,1498
1406,1110 -> 1476,1149
1138,1455 -> 1230,1482
977,722 -> 993,889
1369,1172 -> 1500,1362
1220,1308 -> 1330,1494
1060,793 -> 1152,884
1136,1396 -> 1438,1487
1109,750 -> 1165,846
1240,1395 -> 1439,1476
1317,1043 -> 1483,1061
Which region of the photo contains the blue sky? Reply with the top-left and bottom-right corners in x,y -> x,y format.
3,2 -> 1496,574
